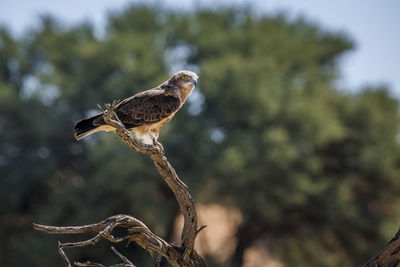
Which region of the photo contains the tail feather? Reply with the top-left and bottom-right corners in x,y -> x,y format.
74,113 -> 103,140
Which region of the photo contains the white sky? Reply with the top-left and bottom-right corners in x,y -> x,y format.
0,0 -> 399,97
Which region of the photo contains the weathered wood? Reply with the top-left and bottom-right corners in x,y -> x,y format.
33,101 -> 207,267
364,227 -> 400,267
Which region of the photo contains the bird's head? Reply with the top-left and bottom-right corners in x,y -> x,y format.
169,70 -> 199,90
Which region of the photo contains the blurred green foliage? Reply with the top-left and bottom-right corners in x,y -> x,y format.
1,5 -> 400,267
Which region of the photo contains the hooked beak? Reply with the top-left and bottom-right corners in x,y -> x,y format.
192,79 -> 198,87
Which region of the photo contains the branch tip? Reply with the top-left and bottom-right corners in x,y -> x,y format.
196,225 -> 207,235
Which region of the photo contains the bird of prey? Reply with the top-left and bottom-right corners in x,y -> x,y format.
74,70 -> 199,144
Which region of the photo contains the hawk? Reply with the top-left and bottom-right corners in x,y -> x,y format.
74,70 -> 199,144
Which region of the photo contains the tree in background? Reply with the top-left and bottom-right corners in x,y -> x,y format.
1,5 -> 399,267
167,11 -> 400,266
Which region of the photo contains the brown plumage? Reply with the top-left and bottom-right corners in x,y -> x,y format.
74,70 -> 199,144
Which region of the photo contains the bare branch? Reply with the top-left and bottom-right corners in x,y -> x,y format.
74,261 -> 105,267
196,225 -> 207,236
72,246 -> 136,267
33,102 -> 207,267
58,241 -> 72,267
364,226 -> 400,267
110,246 -> 136,267
102,102 -> 203,264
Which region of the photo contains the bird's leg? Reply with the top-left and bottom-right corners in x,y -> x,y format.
152,132 -> 164,153
148,131 -> 164,152
148,132 -> 157,146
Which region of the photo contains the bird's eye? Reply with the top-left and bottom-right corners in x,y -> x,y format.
184,75 -> 190,80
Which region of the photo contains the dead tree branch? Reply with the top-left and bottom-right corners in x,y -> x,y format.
364,226 -> 400,267
71,246 -> 135,267
33,101 -> 207,267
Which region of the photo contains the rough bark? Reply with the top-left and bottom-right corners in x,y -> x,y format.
364,226 -> 400,267
33,101 -> 207,267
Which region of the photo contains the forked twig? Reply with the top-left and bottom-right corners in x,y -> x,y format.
33,102 -> 207,267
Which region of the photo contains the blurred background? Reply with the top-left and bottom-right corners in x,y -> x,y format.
1,0 -> 400,266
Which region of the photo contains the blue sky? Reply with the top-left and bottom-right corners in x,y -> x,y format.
1,0 -> 399,97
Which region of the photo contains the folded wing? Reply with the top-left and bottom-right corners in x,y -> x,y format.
99,89 -> 182,129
